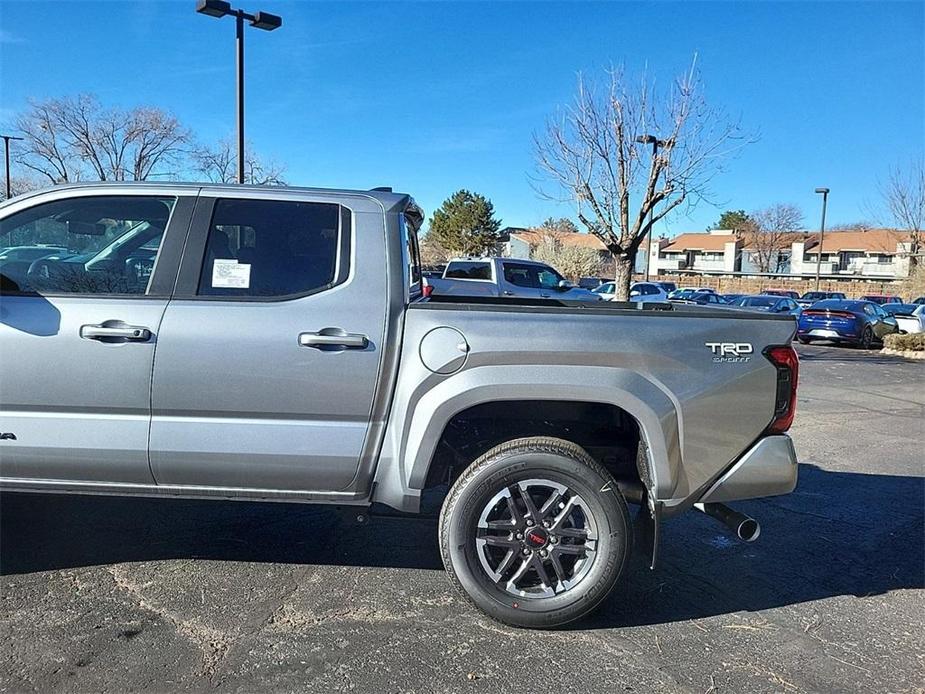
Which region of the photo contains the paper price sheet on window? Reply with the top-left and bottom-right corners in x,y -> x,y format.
212,259 -> 251,289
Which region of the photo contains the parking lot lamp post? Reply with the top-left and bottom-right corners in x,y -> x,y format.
2,134 -> 24,200
195,0 -> 282,185
635,134 -> 669,281
813,187 -> 830,290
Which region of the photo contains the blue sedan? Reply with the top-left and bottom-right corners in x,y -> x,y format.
797,299 -> 899,348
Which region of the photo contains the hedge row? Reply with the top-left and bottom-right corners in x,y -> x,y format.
883,333 -> 925,351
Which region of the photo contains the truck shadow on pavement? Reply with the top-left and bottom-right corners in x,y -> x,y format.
1,464 -> 922,627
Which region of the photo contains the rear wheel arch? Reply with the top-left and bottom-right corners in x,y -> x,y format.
373,365 -> 683,512
422,399 -> 649,496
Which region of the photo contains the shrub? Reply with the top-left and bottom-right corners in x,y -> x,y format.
883,333 -> 925,351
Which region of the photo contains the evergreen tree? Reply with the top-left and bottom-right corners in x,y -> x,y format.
428,190 -> 502,256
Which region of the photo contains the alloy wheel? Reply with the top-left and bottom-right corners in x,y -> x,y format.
475,479 -> 598,598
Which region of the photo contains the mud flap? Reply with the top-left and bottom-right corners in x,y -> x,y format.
634,494 -> 662,570
633,439 -> 661,569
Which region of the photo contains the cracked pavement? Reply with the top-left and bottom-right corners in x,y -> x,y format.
1,343 -> 923,692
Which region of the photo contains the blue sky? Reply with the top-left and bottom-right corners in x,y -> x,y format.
0,1 -> 923,236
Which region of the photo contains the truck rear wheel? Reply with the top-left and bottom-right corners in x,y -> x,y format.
438,436 -> 632,628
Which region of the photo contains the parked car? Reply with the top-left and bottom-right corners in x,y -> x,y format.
797,299 -> 899,348
428,257 -> 601,301
671,290 -> 726,306
593,281 -> 669,303
796,290 -> 846,309
0,244 -> 68,290
735,295 -> 802,316
913,296 -> 925,305
678,285 -> 716,293
0,182 -> 802,629
667,287 -> 716,301
860,294 -> 903,304
763,288 -> 800,300
883,303 -> 925,334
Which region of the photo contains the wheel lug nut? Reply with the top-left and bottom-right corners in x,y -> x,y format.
542,520 -> 550,528
540,550 -> 548,557
515,532 -> 523,539
523,548 -> 531,555
526,520 -> 534,527
550,537 -> 558,544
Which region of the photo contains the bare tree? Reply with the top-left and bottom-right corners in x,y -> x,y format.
0,171 -> 44,200
828,221 -> 874,231
534,59 -> 752,299
13,95 -> 190,183
191,138 -> 286,185
536,216 -> 580,234
880,159 -> 924,268
744,203 -> 804,273
419,233 -> 452,266
529,233 -> 603,280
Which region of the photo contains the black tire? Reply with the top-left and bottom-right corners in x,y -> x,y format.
860,326 -> 874,349
439,436 -> 632,629
797,337 -> 812,345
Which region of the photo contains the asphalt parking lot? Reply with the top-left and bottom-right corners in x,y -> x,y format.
1,343 -> 923,693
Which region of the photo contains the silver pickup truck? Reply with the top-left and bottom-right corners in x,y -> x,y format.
0,183 -> 799,628
427,257 -> 601,301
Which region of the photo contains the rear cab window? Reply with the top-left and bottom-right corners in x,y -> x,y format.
400,211 -> 423,299
195,198 -> 349,299
445,261 -> 492,281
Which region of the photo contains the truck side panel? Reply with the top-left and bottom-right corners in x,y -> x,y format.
373,302 -> 796,513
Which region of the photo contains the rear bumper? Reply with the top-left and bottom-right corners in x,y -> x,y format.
698,435 -> 798,504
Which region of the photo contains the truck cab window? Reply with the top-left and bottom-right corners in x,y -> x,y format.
0,196 -> 175,295
197,198 -> 345,299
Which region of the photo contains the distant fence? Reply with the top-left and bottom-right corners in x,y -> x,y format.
634,273 -> 924,300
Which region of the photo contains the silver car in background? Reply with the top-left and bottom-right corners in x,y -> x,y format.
592,281 -> 670,303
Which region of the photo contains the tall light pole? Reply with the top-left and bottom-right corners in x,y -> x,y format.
635,134 -> 670,281
1,134 -> 24,200
813,187 -> 830,290
196,0 -> 282,184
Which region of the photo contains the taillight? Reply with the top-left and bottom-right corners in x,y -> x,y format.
422,281 -> 434,298
803,310 -> 855,319
764,345 -> 799,433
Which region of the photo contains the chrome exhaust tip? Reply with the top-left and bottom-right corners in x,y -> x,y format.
694,502 -> 761,542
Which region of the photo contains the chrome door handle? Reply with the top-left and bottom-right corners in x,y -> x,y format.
80,324 -> 151,341
299,330 -> 368,349
503,290 -> 515,296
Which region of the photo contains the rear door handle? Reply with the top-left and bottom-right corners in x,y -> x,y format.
80,324 -> 152,341
299,330 -> 368,349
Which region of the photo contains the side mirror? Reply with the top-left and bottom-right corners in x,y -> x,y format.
629,290 -> 640,297
557,279 -> 572,291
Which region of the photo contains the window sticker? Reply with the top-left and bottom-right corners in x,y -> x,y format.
211,259 -> 251,289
